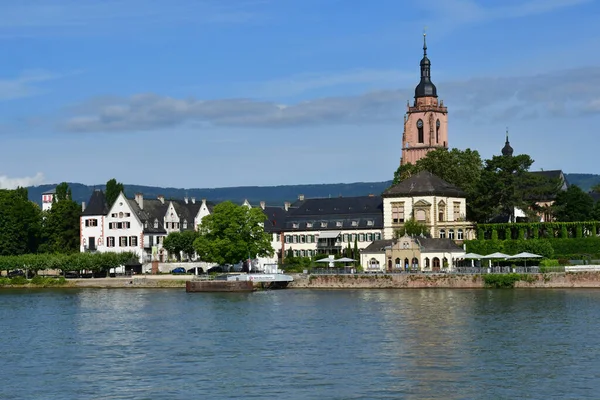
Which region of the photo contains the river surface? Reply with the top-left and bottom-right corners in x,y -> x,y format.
1,288 -> 600,399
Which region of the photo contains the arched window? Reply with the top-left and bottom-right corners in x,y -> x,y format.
449,229 -> 455,240
417,119 -> 424,143
439,229 -> 446,239
425,258 -> 430,269
412,257 -> 419,270
395,258 -> 401,269
436,119 -> 440,143
433,257 -> 440,271
369,258 -> 380,270
458,229 -> 464,240
388,259 -> 392,271
404,258 -> 410,270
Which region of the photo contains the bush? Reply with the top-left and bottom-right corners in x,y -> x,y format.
9,276 -> 28,285
483,273 -> 532,288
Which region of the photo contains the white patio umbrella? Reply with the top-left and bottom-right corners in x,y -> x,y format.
335,257 -> 356,262
316,258 -> 335,268
482,252 -> 510,269
507,252 -> 542,267
463,253 -> 483,259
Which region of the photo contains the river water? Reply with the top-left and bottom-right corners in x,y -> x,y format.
1,288 -> 599,399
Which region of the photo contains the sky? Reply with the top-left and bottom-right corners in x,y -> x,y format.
1,0 -> 600,189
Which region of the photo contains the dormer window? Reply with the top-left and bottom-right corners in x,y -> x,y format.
183,220 -> 188,229
306,222 -> 313,228
144,221 -> 148,229
367,220 -> 374,226
321,222 -> 327,228
293,223 -> 299,229
154,219 -> 158,229
352,220 -> 358,227
336,221 -> 342,227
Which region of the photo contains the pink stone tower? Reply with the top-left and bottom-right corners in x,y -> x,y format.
401,33 -> 448,166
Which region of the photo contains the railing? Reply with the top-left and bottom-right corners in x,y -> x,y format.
303,266 -> 565,275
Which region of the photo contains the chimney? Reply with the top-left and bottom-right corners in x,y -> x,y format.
284,201 -> 291,211
260,201 -> 266,210
157,195 -> 165,204
184,197 -> 189,204
298,194 -> 305,201
81,202 -> 86,212
191,197 -> 196,204
135,193 -> 144,210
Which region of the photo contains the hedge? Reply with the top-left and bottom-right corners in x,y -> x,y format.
465,237 -> 600,259
0,252 -> 138,274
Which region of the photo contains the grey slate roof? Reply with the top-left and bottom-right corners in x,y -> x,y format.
285,196 -> 383,231
42,188 -> 56,195
262,206 -> 288,233
363,239 -> 395,252
82,190 -> 109,216
128,198 -> 168,234
383,171 -> 466,198
170,199 -> 202,231
530,170 -> 568,190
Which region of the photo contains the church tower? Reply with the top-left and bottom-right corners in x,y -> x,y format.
401,34 -> 448,165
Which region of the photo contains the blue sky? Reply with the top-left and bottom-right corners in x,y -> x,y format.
1,0 -> 599,189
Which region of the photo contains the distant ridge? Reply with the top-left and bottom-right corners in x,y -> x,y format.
25,173 -> 600,206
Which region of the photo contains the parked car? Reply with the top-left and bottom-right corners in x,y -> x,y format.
187,267 -> 204,274
171,267 -> 186,274
8,269 -> 24,278
206,266 -> 224,274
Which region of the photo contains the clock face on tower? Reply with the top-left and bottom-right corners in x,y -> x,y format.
417,120 -> 423,128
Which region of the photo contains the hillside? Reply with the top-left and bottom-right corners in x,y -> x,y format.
26,173 -> 600,206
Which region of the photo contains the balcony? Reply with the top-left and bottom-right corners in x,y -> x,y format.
316,239 -> 342,251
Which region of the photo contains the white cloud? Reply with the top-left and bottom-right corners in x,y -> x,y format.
0,70 -> 57,101
0,172 -> 45,189
61,66 -> 600,133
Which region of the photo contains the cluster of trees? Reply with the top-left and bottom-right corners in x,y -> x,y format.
393,148 -> 569,223
0,252 -> 137,274
0,179 -> 125,259
161,201 -> 274,266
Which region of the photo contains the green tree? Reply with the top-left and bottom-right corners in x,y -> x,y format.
0,188 -> 42,255
353,236 -> 359,265
391,148 -> 483,219
591,183 -> 600,194
105,178 -> 125,208
552,185 -> 594,222
394,218 -> 428,238
163,230 -> 199,261
470,154 -> 539,223
193,201 -> 273,265
40,183 -> 81,254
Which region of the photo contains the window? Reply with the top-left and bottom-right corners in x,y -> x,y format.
375,233 -> 381,240
439,229 -> 446,239
436,119 -> 440,143
416,209 -> 426,222
392,202 -> 405,223
293,223 -> 299,229
154,219 -> 158,229
144,221 -> 148,229
285,235 -> 290,244
417,119 -> 424,143
306,222 -> 313,228
448,229 -> 455,240
351,234 -> 356,242
116,222 -> 123,229
367,220 -> 374,226
119,236 -> 128,247
336,221 -> 342,227
438,211 -> 444,222
453,202 -> 461,220
343,234 -> 349,242
359,233 -> 365,242
293,235 -> 298,243
367,233 -> 373,241
275,234 -> 280,242
351,221 -> 358,227
300,235 -> 306,243
119,212 -> 124,218
111,213 -> 117,218
129,236 -> 138,247
293,250 -> 299,257
457,229 -> 464,240
321,222 -> 327,228
107,237 -> 115,247
183,220 -> 188,229
125,212 -> 131,217
108,223 -> 113,229
85,219 -> 98,227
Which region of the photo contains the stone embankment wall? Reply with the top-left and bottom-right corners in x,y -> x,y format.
288,272 -> 600,289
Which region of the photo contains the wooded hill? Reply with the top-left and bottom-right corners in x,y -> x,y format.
26,173 -> 600,206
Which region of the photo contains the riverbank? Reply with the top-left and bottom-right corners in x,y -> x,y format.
4,272 -> 600,289
288,272 -> 600,289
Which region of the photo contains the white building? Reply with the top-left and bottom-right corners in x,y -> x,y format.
382,171 -> 475,241
41,188 -> 56,211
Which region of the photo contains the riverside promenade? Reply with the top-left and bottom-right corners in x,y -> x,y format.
53,271 -> 600,289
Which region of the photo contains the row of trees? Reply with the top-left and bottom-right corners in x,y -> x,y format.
393,148 -> 574,223
0,252 -> 136,274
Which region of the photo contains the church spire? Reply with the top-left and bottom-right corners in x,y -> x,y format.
502,128 -> 514,157
414,32 -> 437,98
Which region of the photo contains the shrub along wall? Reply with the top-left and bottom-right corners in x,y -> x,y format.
0,252 -> 138,274
465,237 -> 600,259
